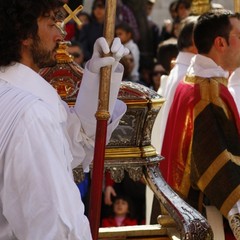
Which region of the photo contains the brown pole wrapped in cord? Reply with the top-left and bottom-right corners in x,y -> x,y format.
88,1 -> 117,240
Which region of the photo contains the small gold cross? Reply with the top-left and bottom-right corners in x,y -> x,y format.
63,4 -> 83,26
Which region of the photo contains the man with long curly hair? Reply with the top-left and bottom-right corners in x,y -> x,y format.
0,0 -> 129,239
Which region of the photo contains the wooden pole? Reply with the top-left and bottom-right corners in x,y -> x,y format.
88,1 -> 117,240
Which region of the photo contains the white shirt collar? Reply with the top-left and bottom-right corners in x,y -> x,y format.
187,54 -> 229,79
229,67 -> 240,87
175,52 -> 195,66
0,62 -> 66,122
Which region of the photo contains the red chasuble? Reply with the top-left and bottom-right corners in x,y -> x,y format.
161,75 -> 240,217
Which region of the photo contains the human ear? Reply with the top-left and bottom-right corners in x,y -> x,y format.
214,36 -> 227,52
22,38 -> 32,47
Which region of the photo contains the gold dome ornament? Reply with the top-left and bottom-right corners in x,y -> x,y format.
191,0 -> 211,15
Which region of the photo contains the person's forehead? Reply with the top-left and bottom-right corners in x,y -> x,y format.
40,11 -> 56,21
116,28 -> 127,33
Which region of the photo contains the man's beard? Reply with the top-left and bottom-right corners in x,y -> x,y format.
30,35 -> 58,69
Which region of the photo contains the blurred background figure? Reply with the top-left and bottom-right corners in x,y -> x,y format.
116,0 -> 140,43
160,0 -> 178,42
119,52 -> 135,82
115,22 -> 140,82
150,63 -> 168,92
161,0 -> 193,41
145,0 -> 162,64
65,11 -> 91,41
78,0 -> 105,61
102,195 -> 138,227
156,39 -> 178,76
67,41 -> 86,67
175,0 -> 191,21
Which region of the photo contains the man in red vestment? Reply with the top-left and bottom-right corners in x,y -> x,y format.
161,9 -> 240,239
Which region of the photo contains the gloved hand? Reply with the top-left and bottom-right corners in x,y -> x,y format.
88,37 -> 129,74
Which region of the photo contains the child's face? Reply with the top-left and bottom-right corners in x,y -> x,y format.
120,53 -> 134,77
113,199 -> 129,217
115,28 -> 132,44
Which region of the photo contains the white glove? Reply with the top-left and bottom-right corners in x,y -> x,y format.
88,37 -> 129,74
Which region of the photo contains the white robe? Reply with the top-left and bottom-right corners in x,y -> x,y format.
227,70 -> 240,222
151,51 -> 195,155
228,67 -> 240,115
146,52 -> 195,225
0,62 -> 126,240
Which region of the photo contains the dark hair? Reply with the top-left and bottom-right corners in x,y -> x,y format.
177,16 -> 198,51
194,9 -> 240,54
92,0 -> 105,10
169,0 -> 178,12
77,11 -> 91,22
157,40 -> 179,74
0,0 -> 61,66
115,22 -> 134,39
175,0 -> 191,11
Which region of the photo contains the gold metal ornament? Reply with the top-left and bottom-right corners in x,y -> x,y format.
63,4 -> 83,26
235,0 -> 240,12
191,0 -> 211,15
54,3 -> 83,39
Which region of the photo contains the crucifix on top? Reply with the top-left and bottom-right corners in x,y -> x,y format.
63,4 -> 83,26
55,2 -> 83,39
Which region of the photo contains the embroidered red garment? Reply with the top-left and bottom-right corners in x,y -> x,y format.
160,76 -> 240,217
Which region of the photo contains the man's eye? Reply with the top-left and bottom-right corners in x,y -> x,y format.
48,21 -> 56,27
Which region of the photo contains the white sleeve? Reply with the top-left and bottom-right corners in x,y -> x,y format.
67,61 -> 127,170
228,85 -> 240,115
3,103 -> 92,240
